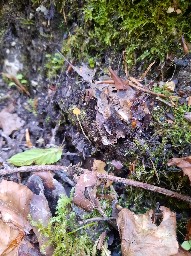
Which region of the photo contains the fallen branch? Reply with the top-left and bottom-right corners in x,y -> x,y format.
1,165 -> 191,205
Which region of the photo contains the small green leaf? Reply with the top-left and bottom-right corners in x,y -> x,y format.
8,147 -> 63,166
21,79 -> 28,84
181,240 -> 191,251
16,73 -> 23,80
9,82 -> 16,87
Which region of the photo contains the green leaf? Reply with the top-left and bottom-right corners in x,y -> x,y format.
181,240 -> 191,251
8,147 -> 63,166
21,79 -> 28,84
9,82 -> 16,87
16,73 -> 23,80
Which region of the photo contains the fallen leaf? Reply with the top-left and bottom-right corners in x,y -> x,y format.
165,81 -> 176,92
0,107 -> 24,135
184,112 -> 191,122
8,147 -> 63,166
92,159 -> 106,173
109,68 -> 126,90
1,230 -> 24,256
0,180 -> 33,255
168,156 -> 191,182
117,206 -> 178,256
167,7 -> 175,13
182,36 -> 189,55
34,171 -> 55,189
56,51 -> 95,83
73,170 -> 97,211
92,159 -> 113,187
176,9 -> 182,14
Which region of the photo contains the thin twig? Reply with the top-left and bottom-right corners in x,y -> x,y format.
80,217 -> 116,225
129,77 -> 167,99
1,165 -> 191,205
0,165 -> 69,175
97,173 -> 191,205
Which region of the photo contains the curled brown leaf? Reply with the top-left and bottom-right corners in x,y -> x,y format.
73,170 -> 97,212
117,206 -> 178,256
168,156 -> 191,182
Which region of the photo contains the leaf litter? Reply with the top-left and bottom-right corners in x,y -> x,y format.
168,156 -> 191,183
117,206 -> 179,256
0,105 -> 25,136
1,59 -> 191,255
0,180 -> 33,255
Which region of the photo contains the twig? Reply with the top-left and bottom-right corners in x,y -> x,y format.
97,173 -> 191,205
0,165 -> 69,175
2,73 -> 30,96
79,217 -> 116,225
129,77 -> 167,99
1,165 -> 191,205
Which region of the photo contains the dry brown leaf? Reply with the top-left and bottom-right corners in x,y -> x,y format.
0,180 -> 33,228
1,230 -> 24,256
0,107 -> 24,135
0,180 -> 33,255
92,159 -> 113,187
117,206 -> 178,256
109,68 -> 126,90
165,81 -> 176,92
34,171 -> 55,189
182,36 -> 189,55
73,170 -> 97,211
92,159 -> 106,173
0,219 -> 22,256
168,156 -> 191,182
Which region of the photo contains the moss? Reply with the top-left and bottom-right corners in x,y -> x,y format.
32,195 -> 94,256
123,99 -> 191,216
32,0 -> 191,67
45,53 -> 65,79
152,103 -> 191,150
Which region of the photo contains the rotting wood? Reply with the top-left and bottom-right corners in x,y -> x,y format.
1,165 -> 191,205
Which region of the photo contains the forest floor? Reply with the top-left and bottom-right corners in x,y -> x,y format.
0,2 -> 191,256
